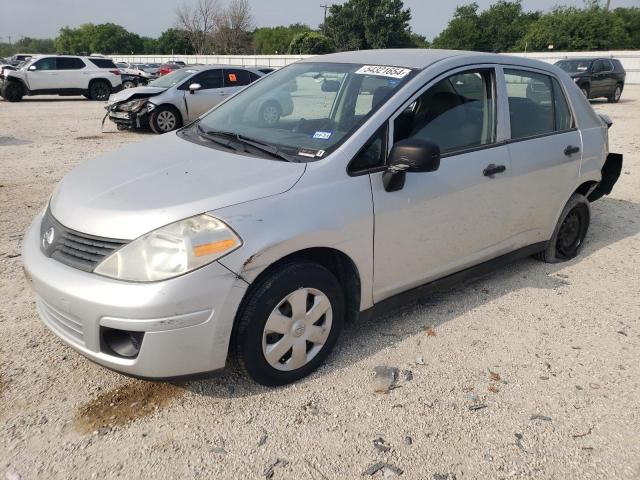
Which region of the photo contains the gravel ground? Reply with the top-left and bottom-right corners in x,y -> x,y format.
1,88 -> 639,480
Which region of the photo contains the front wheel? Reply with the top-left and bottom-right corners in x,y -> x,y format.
149,106 -> 181,134
234,261 -> 344,386
1,82 -> 25,102
536,193 -> 590,263
580,86 -> 590,99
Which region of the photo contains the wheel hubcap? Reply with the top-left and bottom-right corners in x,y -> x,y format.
263,106 -> 279,124
157,111 -> 176,131
262,287 -> 332,371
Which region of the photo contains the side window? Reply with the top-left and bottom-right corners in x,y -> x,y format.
603,60 -> 614,72
33,57 -> 57,71
552,79 -> 573,131
349,124 -> 388,174
249,71 -> 261,83
191,69 -> 223,90
393,70 -> 496,154
224,69 -> 251,87
592,60 -> 604,73
505,69 -> 572,139
57,58 -> 85,70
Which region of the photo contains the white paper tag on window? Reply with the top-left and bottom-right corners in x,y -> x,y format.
355,65 -> 412,79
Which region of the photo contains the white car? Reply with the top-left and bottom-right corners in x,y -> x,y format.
0,55 -> 123,102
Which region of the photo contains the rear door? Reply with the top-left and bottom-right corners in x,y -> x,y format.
183,69 -> 225,119
26,57 -> 59,90
502,68 -> 581,244
370,67 -> 516,302
55,57 -> 87,89
223,68 -> 252,96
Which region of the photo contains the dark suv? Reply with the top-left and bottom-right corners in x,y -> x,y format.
555,58 -> 626,103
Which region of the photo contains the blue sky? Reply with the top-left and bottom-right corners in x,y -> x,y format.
1,0 -> 638,41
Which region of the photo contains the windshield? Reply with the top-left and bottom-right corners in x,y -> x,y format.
556,59 -> 592,73
195,62 -> 415,159
149,68 -> 196,88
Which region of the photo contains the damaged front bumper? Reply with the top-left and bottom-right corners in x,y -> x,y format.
104,103 -> 152,130
588,153 -> 623,202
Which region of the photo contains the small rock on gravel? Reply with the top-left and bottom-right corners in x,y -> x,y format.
373,366 -> 399,394
263,458 -> 288,479
373,436 -> 391,453
415,357 -> 425,365
530,414 -> 552,422
403,436 -> 413,445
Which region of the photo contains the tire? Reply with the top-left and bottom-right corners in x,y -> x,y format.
88,80 -> 111,101
149,105 -> 182,134
608,85 -> 622,103
122,80 -> 136,90
233,260 -> 345,386
259,101 -> 281,126
535,193 -> 590,263
580,86 -> 590,100
1,82 -> 25,102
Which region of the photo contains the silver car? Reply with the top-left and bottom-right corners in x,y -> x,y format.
23,50 -> 622,386
105,65 -> 273,133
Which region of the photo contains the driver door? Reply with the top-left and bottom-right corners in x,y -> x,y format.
369,68 -> 515,302
26,57 -> 59,90
183,69 -> 225,120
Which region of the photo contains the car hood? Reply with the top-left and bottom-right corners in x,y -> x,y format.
50,132 -> 306,239
107,86 -> 167,105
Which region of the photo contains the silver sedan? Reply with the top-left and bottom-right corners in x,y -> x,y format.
24,49 -> 621,386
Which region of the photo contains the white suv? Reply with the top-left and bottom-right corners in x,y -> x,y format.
0,55 -> 123,102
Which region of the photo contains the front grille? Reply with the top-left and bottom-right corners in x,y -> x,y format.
40,208 -> 128,272
36,297 -> 85,346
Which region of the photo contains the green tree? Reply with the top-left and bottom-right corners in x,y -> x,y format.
431,3 -> 482,50
612,7 -> 640,49
254,24 -> 311,54
55,23 -> 144,55
433,1 -> 539,52
324,0 -> 415,51
519,6 -> 630,51
157,28 -> 194,55
0,37 -> 56,57
288,32 -> 335,55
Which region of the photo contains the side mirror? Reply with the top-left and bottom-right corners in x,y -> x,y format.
383,138 -> 441,192
321,80 -> 340,92
28,65 -> 37,71
189,83 -> 201,94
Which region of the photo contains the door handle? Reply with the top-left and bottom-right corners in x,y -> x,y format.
564,145 -> 580,156
483,164 -> 506,177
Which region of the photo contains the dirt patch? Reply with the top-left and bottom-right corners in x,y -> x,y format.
74,135 -> 104,140
74,380 -> 184,434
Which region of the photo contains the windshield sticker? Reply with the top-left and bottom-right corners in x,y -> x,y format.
312,131 -> 332,140
298,148 -> 324,158
355,65 -> 412,79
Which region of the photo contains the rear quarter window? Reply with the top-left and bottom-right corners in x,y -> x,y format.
88,58 -> 117,69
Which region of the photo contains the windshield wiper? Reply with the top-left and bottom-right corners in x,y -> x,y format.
204,129 -> 293,162
196,125 -> 240,152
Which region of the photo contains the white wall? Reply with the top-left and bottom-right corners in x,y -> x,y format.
112,50 -> 640,84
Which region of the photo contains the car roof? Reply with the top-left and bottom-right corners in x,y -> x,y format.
300,49 -> 474,69
178,64 -> 260,72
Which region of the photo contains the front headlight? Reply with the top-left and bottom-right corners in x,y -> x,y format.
94,214 -> 242,282
573,77 -> 581,83
119,99 -> 148,112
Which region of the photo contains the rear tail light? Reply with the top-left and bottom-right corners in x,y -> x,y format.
109,69 -> 121,76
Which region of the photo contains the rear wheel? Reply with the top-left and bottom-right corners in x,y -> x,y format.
259,101 -> 281,126
1,82 -> 25,102
536,193 -> 590,263
88,80 -> 111,101
234,261 -> 344,386
149,105 -> 182,134
608,85 -> 622,103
